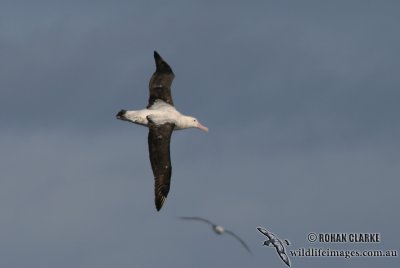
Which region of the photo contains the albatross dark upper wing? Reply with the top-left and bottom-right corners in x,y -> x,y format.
147,51 -> 175,108
147,116 -> 175,211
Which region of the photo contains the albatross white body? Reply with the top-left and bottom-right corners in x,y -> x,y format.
121,100 -> 208,131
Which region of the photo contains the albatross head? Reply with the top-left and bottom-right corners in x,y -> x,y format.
180,116 -> 208,132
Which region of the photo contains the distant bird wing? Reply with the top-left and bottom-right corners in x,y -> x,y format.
278,251 -> 291,267
148,51 -> 175,108
225,229 -> 252,254
257,227 -> 273,240
179,216 -> 216,226
147,116 -> 175,211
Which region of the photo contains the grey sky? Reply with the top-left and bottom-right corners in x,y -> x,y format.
1,1 -> 399,267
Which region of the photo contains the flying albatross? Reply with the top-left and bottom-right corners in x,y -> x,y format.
116,51 -> 208,211
179,216 -> 252,254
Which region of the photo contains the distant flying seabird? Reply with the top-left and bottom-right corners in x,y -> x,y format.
257,227 -> 291,267
179,216 -> 252,254
116,51 -> 208,211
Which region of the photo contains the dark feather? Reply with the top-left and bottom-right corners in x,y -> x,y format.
148,51 -> 175,108
147,116 -> 174,211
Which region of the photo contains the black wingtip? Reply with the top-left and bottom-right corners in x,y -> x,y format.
153,51 -> 173,73
154,50 -> 161,59
155,196 -> 166,211
154,183 -> 169,211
